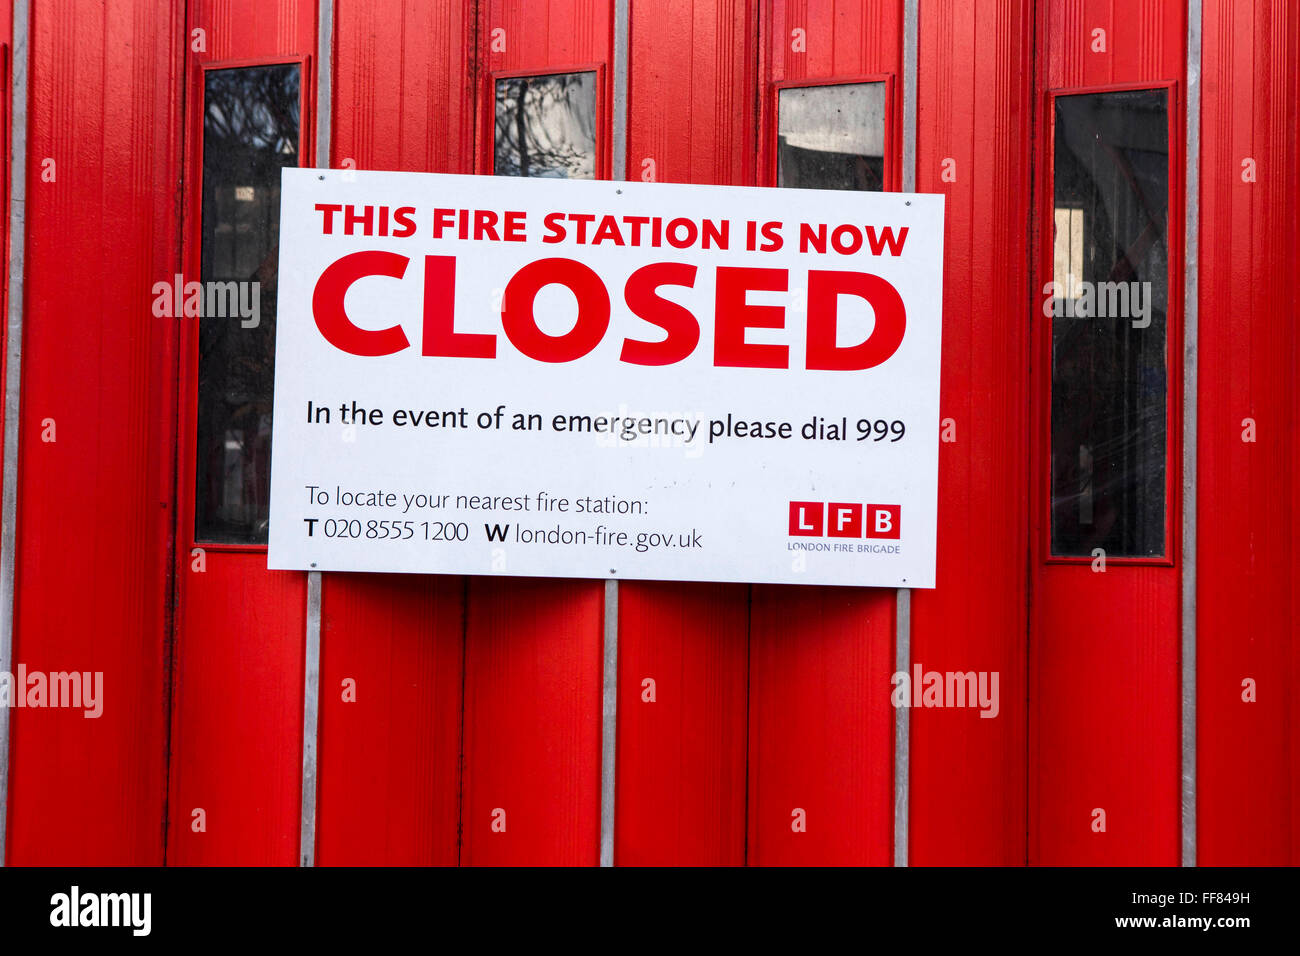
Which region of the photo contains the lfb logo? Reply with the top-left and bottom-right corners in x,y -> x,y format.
788,501 -> 900,539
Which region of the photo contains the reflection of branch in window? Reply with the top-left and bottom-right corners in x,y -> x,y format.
204,67 -> 300,156
495,73 -> 595,178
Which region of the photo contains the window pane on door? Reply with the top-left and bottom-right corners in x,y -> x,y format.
777,82 -> 886,190
195,63 -> 300,544
494,71 -> 597,179
1049,89 -> 1169,558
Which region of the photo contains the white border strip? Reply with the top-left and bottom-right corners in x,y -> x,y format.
0,0 -> 30,868
894,0 -> 918,869
299,0 -> 332,868
598,0 -> 629,868
1181,0 -> 1201,869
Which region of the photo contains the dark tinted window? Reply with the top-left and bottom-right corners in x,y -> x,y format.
196,64 -> 300,543
1049,89 -> 1169,557
777,82 -> 886,190
495,71 -> 597,178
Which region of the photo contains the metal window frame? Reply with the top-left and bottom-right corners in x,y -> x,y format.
179,54 -> 315,555
767,73 -> 899,193
1037,80 -> 1183,568
483,63 -> 610,181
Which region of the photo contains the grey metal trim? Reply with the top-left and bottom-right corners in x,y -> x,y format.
1181,0 -> 1201,869
0,0 -> 30,869
893,587 -> 910,866
299,0 -> 332,868
893,0 -> 918,869
901,0 -> 918,194
599,578 -> 619,866
300,570 -> 322,866
315,0 -> 332,170
598,0 -> 630,869
611,0 -> 629,182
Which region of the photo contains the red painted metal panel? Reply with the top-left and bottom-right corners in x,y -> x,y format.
317,574 -> 464,865
745,0 -> 899,867
1032,568 -> 1180,864
460,576 -> 603,865
456,0 -> 611,865
760,0 -> 903,187
909,0 -> 1033,865
6,0 -> 178,865
332,0 -> 476,176
1028,0 -> 1185,865
614,582 -> 748,865
167,560 -> 306,864
479,0 -> 614,176
627,0 -> 758,186
315,0 -> 476,868
166,0 -> 317,866
747,585 -> 894,864
1196,0 -> 1300,865
614,0 -> 754,866
765,0 -> 902,79
485,0 -> 612,76
1042,0 -> 1184,92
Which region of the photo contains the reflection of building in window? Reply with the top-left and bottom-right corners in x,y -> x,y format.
1049,89 -> 1169,558
1053,206 -> 1085,298
777,82 -> 886,191
196,63 -> 300,544
494,72 -> 597,179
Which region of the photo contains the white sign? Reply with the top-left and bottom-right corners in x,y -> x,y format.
267,169 -> 944,588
